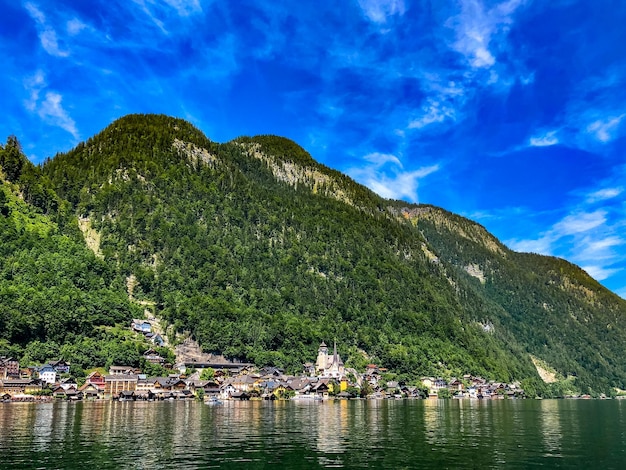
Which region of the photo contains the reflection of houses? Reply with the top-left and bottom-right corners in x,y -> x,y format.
315,342 -> 345,378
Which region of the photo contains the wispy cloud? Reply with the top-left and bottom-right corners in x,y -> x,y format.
163,0 -> 203,17
448,0 -> 525,69
357,0 -> 405,24
38,92 -> 79,139
66,18 -> 87,36
580,265 -> 621,282
347,152 -> 439,202
507,202 -> 625,286
406,0 -> 528,134
529,130 -> 559,147
23,70 -> 46,111
24,2 -> 70,57
586,187 -> 623,203
586,114 -> 625,143
23,71 -> 78,139
408,98 -> 458,130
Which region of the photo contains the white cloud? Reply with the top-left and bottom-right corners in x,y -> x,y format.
553,210 -> 607,236
507,207 -> 624,284
347,152 -> 438,202
448,0 -> 525,70
23,70 -> 46,111
23,71 -> 79,139
132,0 -> 168,34
24,2 -> 69,57
38,92 -> 79,139
163,0 -> 203,16
529,130 -> 559,147
580,265 -> 621,282
363,152 -> 403,167
364,165 -> 439,201
408,98 -> 457,129
586,115 -> 625,143
66,18 -> 87,36
357,0 -> 406,24
507,236 -> 554,256
586,187 -> 623,203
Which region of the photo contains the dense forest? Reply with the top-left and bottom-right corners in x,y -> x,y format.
2,114 -> 625,396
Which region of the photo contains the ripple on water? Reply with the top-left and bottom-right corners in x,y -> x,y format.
2,400 -> 626,469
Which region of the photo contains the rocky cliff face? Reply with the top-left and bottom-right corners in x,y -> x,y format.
3,113 -> 625,395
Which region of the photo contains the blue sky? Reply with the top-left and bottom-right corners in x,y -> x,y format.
1,0 -> 625,298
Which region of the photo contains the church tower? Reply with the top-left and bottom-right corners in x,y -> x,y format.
315,341 -> 328,374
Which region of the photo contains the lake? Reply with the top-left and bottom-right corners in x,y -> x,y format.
1,399 -> 625,468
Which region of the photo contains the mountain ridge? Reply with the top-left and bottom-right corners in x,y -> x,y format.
2,113 -> 625,396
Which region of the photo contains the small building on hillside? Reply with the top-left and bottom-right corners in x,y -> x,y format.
0,357 -> 19,379
38,364 -> 57,384
49,359 -> 71,374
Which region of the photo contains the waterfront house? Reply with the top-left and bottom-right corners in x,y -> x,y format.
312,379 -> 331,398
79,382 -> 102,399
0,379 -> 42,396
104,374 -> 139,399
449,378 -> 464,392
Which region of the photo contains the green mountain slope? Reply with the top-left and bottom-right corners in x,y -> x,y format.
2,114 -> 625,395
0,137 -> 146,371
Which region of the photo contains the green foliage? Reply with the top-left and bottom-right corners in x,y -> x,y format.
200,368 -> 215,380
437,388 -> 452,399
1,114 -> 624,396
412,205 -> 626,394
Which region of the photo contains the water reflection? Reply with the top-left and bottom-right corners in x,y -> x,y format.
1,400 -> 625,468
540,399 -> 563,457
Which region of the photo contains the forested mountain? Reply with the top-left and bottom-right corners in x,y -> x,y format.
2,114 -> 625,396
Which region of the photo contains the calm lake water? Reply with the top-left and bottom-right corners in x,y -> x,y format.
1,399 -> 625,469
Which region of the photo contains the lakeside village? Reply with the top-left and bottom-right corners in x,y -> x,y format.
0,318 -> 580,403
